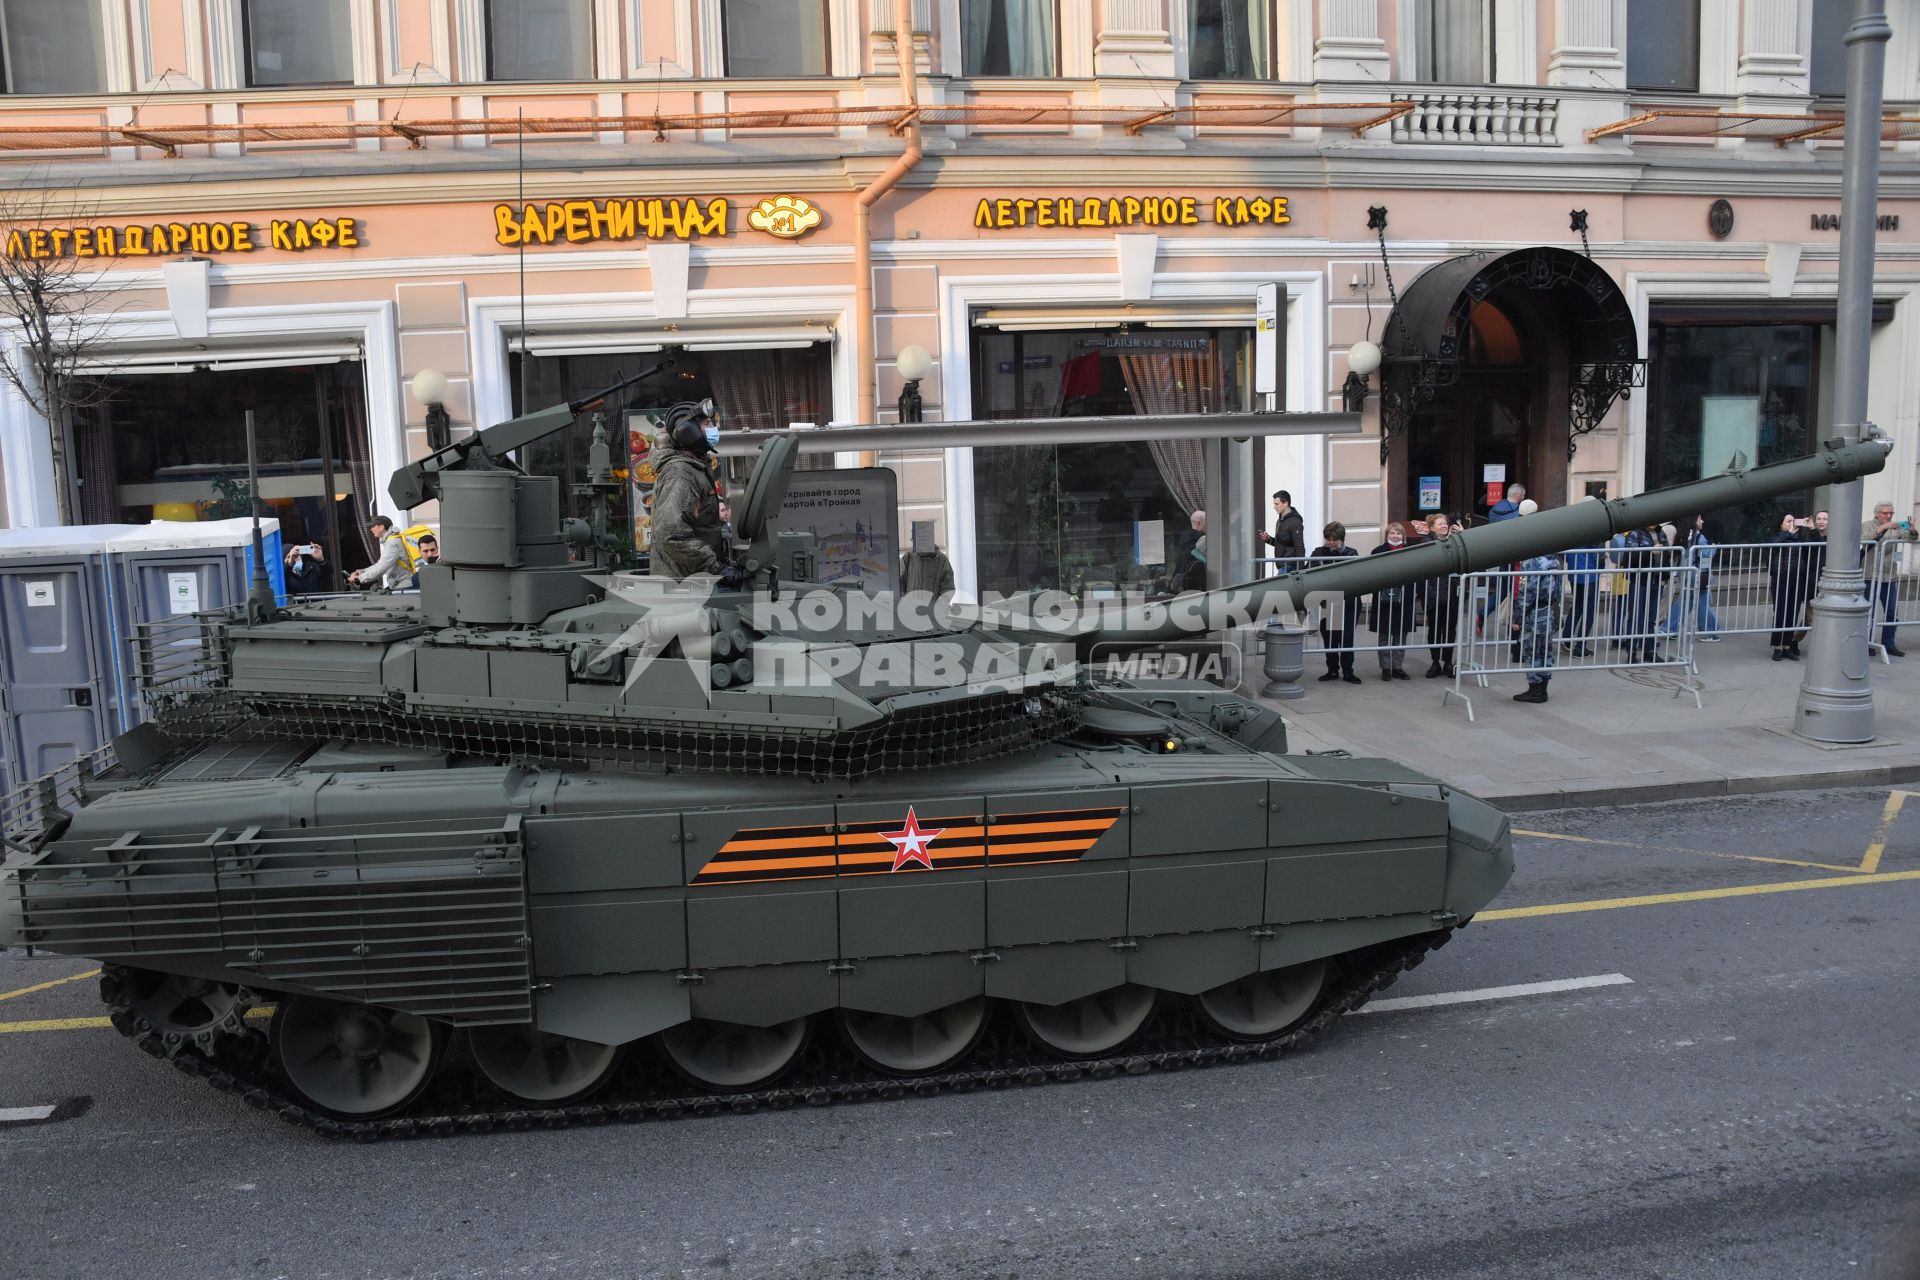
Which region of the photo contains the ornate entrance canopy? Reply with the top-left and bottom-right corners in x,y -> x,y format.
1378,245 -> 1644,462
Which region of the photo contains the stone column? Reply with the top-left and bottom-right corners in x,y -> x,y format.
1547,0 -> 1624,88
1096,0 -> 1176,79
1313,0 -> 1391,82
1736,0 -> 1809,106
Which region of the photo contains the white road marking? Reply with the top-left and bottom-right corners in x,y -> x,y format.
0,1104 -> 58,1123
1357,972 -> 1634,1015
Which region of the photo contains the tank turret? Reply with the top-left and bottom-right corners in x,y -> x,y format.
0,386 -> 1889,1136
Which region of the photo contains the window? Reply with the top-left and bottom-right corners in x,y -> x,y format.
1625,0 -> 1699,92
961,0 -> 1056,77
1646,323 -> 1816,543
1810,1 -> 1850,98
486,0 -> 592,82
244,0 -> 353,87
969,326 -> 1252,597
723,0 -> 828,77
1415,0 -> 1491,83
1189,0 -> 1269,80
0,0 -> 106,94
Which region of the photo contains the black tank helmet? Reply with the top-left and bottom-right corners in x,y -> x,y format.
665,400 -> 714,454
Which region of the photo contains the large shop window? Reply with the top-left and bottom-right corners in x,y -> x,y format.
1625,0 -> 1699,92
0,0 -> 106,94
1189,0 -> 1269,80
969,326 -> 1252,598
1414,0 -> 1491,83
244,0 -> 353,87
509,344 -> 833,565
724,0 -> 829,77
1645,323 -> 1819,544
73,361 -> 378,587
961,0 -> 1056,77
486,0 -> 592,81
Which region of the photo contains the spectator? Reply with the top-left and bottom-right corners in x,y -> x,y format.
1511,507 -> 1562,704
349,516 -> 411,592
1311,521 -> 1361,684
1797,510 -> 1830,641
1770,513 -> 1813,660
1259,489 -> 1306,568
1488,482 -> 1526,524
284,540 -> 328,596
410,533 -> 439,590
1561,496 -> 1603,657
1369,522 -> 1416,681
1666,515 -> 1719,641
1421,512 -> 1461,679
1613,524 -> 1665,663
1181,510 -> 1208,592
900,519 -> 957,599
1863,501 -> 1917,657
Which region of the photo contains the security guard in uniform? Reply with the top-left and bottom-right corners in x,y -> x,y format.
649,401 -> 742,584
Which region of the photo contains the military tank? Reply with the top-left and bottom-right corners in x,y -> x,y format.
0,376 -> 1889,1137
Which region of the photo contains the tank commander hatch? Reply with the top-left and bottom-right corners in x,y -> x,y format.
650,400 -> 745,586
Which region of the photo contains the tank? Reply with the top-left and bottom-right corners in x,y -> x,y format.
0,378 -> 1889,1137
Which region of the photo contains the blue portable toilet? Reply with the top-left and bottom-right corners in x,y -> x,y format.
0,524 -> 139,792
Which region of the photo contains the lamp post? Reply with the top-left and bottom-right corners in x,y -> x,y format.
1794,0 -> 1889,744
411,368 -> 452,451
895,344 -> 932,423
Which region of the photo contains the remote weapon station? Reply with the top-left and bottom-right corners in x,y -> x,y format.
0,373 -> 1889,1135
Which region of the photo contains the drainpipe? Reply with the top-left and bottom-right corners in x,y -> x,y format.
853,0 -> 922,425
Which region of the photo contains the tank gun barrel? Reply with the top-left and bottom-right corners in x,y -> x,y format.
1081,435 -> 1892,650
389,356 -> 678,511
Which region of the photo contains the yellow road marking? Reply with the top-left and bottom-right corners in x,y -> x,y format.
1858,789 -> 1916,875
0,968 -> 100,1003
0,1015 -> 111,1033
1512,829 -> 1862,874
1481,868 -> 1920,921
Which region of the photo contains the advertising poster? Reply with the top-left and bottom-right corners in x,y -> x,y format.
773,469 -> 900,593
1418,476 -> 1442,511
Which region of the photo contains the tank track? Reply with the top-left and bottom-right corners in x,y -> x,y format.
102,929 -> 1454,1141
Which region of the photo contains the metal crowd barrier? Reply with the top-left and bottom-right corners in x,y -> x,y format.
1440,561 -> 1702,721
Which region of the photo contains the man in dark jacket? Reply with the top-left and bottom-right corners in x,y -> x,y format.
1259,490 -> 1306,568
1487,482 -> 1525,524
649,402 -> 734,582
1311,521 -> 1362,684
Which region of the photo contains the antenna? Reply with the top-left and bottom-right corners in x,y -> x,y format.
243,408 -> 275,623
517,106 -> 527,415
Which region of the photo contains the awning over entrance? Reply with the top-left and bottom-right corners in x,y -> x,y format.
1379,244 -> 1643,464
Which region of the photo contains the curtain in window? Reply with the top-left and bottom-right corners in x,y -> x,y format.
1424,0 -> 1486,83
73,406 -> 119,525
962,0 -> 1055,77
1,0 -> 106,93
1117,350 -> 1210,515
337,373 -> 377,559
724,0 -> 827,76
1190,0 -> 1269,80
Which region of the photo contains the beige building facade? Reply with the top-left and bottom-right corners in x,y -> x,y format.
0,0 -> 1916,595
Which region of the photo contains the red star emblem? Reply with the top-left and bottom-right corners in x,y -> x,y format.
882,806 -> 944,873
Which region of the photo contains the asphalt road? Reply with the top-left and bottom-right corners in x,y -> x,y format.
1,784 -> 1916,1280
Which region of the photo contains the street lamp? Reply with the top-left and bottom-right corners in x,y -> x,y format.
1343,340 -> 1381,412
411,367 -> 451,451
896,344 -> 932,423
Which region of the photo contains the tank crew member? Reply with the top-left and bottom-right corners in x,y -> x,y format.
349,515 -> 412,592
650,402 -> 741,584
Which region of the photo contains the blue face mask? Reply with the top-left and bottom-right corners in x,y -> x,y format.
703,426 -> 720,450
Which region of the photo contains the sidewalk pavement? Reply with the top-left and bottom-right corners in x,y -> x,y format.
1268,632 -> 1920,811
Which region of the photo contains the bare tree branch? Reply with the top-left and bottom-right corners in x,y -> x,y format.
0,178 -> 133,522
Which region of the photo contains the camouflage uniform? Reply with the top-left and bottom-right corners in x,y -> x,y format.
649,446 -> 726,579
1515,552 -> 1563,687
